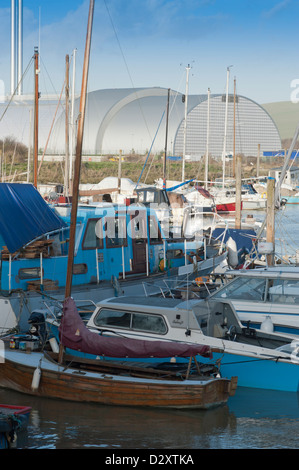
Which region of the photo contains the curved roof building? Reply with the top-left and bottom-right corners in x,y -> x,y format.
49,87 -> 282,158
0,87 -> 282,159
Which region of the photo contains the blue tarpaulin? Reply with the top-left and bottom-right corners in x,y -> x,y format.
0,183 -> 67,253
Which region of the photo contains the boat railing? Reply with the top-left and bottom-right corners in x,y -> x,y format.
142,276 -> 214,299
41,297 -> 97,322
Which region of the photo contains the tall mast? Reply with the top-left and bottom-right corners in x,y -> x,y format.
64,54 -> 70,198
163,88 -> 170,190
233,77 -> 236,178
69,48 -> 77,192
204,88 -> 210,190
33,47 -> 39,188
65,0 -> 94,299
182,64 -> 190,182
222,65 -> 232,188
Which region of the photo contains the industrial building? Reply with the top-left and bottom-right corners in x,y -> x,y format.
0,87 -> 282,160
1,2 -> 282,160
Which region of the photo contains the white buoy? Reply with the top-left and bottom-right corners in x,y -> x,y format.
260,315 -> 274,333
31,365 -> 41,391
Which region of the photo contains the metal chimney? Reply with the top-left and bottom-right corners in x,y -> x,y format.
11,0 -> 16,95
11,0 -> 23,96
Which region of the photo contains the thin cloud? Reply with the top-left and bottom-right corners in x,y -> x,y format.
262,0 -> 291,18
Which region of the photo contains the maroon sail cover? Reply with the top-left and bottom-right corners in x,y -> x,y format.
59,297 -> 212,359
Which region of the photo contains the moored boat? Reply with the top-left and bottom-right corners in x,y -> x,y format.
0,344 -> 237,410
0,404 -> 31,449
43,294 -> 299,392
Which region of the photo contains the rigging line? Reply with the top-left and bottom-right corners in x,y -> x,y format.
37,79 -> 66,177
135,110 -> 165,189
39,56 -> 63,100
0,57 -> 34,123
103,0 -> 154,144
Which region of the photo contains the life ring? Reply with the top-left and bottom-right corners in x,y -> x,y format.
159,258 -> 168,271
261,192 -> 267,198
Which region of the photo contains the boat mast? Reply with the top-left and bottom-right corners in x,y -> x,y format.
182,64 -> 190,182
163,88 -> 170,190
33,47 -> 39,188
233,77 -> 236,178
222,65 -> 232,189
65,0 -> 94,299
69,48 -> 77,193
64,54 -> 70,198
204,88 -> 210,190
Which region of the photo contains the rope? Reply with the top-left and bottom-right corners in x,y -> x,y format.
135,110 -> 165,189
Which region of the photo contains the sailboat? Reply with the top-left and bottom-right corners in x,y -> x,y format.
0,0 -> 237,410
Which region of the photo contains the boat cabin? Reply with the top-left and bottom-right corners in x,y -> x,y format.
0,201 -> 205,293
211,267 -> 299,305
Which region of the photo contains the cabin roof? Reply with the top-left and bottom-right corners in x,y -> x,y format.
98,295 -> 200,311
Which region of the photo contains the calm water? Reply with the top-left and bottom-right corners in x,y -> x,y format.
2,205 -> 299,451
1,387 -> 299,450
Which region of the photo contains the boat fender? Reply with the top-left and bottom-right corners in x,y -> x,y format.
49,337 -> 59,353
31,364 -> 42,391
227,237 -> 239,267
260,316 -> 274,333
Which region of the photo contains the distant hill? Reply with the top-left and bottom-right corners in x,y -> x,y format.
262,101 -> 299,145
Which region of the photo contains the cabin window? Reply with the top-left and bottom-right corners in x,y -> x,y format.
148,216 -> 163,244
18,267 -> 43,280
146,191 -> 155,203
131,312 -> 167,334
94,308 -> 167,335
105,216 -> 127,248
73,263 -> 88,275
82,218 -> 103,250
166,249 -> 184,259
126,210 -> 147,240
268,279 -> 299,304
212,277 -> 267,301
94,309 -> 131,328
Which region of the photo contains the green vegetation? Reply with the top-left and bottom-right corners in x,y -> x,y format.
0,137 -> 288,185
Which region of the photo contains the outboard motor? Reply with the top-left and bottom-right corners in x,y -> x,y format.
28,310 -> 47,343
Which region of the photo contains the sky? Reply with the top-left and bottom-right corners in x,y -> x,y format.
1,0 -> 299,104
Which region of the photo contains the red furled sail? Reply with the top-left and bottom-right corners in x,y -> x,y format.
59,297 -> 212,359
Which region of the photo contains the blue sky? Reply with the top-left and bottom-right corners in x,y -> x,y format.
1,0 -> 299,104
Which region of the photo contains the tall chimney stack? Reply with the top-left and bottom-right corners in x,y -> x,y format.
11,0 -> 23,96
18,0 -> 23,95
11,0 -> 16,95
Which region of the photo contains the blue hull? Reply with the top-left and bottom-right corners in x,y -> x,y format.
208,352 -> 299,392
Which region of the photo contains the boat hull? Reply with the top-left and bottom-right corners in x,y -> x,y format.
216,202 -> 236,213
202,351 -> 299,392
0,351 -> 236,409
0,404 -> 31,449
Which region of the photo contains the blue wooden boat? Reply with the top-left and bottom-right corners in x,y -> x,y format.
0,404 -> 31,449
0,183 -> 227,336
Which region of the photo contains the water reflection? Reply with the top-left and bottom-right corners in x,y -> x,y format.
1,386 -> 299,449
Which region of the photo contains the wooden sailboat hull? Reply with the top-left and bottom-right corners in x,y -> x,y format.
0,351 -> 236,409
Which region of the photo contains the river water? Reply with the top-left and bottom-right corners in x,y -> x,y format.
1,205 -> 299,451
